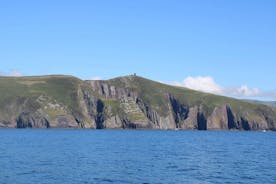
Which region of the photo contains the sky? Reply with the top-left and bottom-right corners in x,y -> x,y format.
0,0 -> 275,100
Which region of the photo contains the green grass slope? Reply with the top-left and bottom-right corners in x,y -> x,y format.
0,75 -> 81,109
0,74 -> 275,129
0,75 -> 90,127
107,75 -> 276,129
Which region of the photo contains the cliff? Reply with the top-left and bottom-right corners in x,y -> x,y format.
0,75 -> 275,130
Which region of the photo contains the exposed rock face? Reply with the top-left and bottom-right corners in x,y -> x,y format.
0,120 -> 11,128
17,112 -> 49,128
89,80 -> 153,129
104,115 -> 122,129
87,80 -> 274,130
207,105 -> 229,130
16,111 -> 80,128
0,75 -> 275,130
168,99 -> 206,130
136,97 -> 175,129
95,99 -> 106,129
197,112 -> 207,130
169,95 -> 189,127
89,80 -> 136,99
53,116 -> 79,128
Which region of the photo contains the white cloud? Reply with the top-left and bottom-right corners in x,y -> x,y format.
172,76 -> 275,99
0,69 -> 23,76
90,76 -> 102,80
8,70 -> 23,76
233,85 -> 260,97
174,76 -> 223,94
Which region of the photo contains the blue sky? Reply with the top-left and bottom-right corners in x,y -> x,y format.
0,0 -> 275,100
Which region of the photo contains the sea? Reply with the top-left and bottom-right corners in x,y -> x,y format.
0,129 -> 275,184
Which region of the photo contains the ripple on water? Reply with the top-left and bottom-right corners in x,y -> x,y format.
0,130 -> 275,183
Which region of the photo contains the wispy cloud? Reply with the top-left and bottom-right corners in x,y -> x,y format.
171,76 -> 275,100
225,85 -> 260,97
0,69 -> 23,77
173,76 -> 223,95
89,76 -> 102,80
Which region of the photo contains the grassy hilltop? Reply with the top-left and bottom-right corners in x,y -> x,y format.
0,75 -> 275,130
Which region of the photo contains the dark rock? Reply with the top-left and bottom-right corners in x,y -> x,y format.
16,112 -> 49,128
197,112 -> 207,130
136,97 -> 160,126
169,95 -> 189,127
241,118 -> 250,130
1,75 -> 275,130
96,99 -> 105,129
227,106 -> 236,129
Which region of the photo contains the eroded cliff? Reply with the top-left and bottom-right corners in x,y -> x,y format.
0,75 -> 275,130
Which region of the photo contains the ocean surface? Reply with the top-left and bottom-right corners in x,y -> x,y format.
0,130 -> 275,184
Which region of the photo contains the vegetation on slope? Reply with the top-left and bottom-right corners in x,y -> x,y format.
107,75 -> 276,129
0,74 -> 275,130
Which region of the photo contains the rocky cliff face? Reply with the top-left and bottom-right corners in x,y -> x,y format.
0,75 -> 275,130
85,78 -> 276,130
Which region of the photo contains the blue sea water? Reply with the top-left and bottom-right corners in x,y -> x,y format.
0,130 -> 275,184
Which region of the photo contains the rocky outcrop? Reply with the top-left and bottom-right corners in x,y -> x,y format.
89,80 -> 137,99
167,94 -> 275,130
167,94 -> 206,130
89,81 -> 177,129
95,99 -> 106,129
89,80 -> 153,129
16,111 -> 81,128
207,105 -> 229,130
207,105 -> 272,130
17,112 -> 49,128
104,115 -> 122,129
169,95 -> 189,127
86,80 -> 276,130
0,75 -> 275,130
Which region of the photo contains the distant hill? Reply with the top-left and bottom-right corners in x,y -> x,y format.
0,75 -> 275,130
267,101 -> 276,107
247,100 -> 276,108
